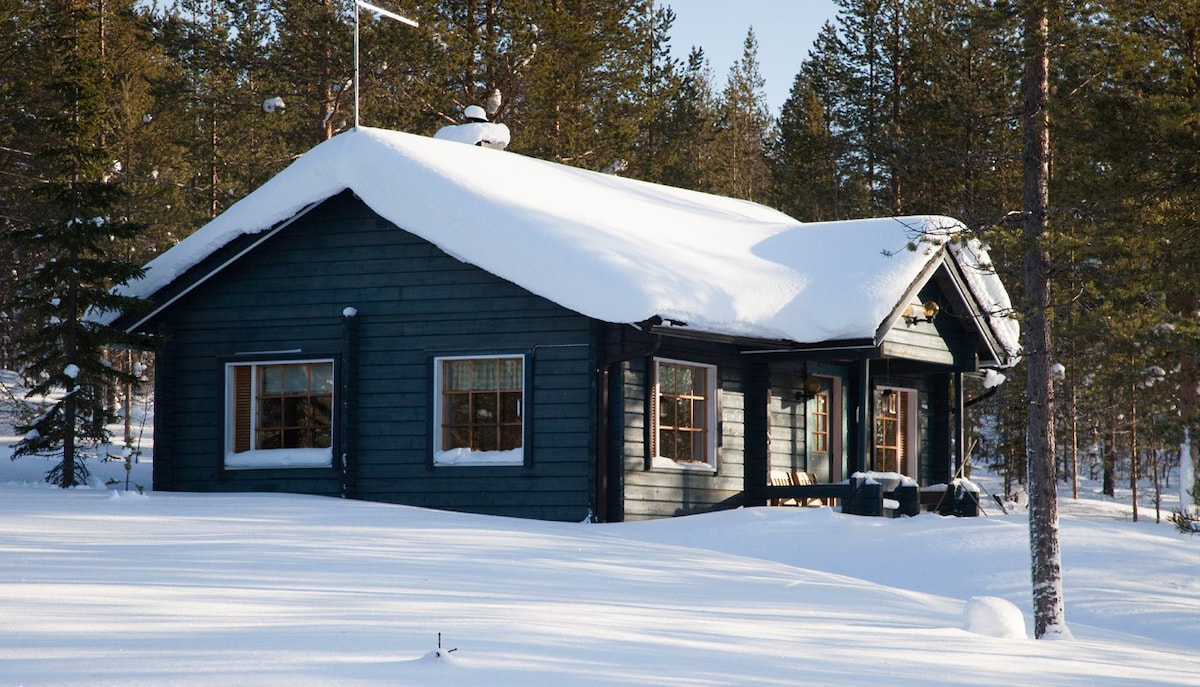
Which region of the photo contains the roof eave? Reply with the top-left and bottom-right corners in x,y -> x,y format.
116,200 -> 326,334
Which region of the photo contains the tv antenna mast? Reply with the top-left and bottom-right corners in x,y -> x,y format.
354,1 -> 418,128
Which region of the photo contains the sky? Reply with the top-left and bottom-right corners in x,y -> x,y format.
668,0 -> 841,113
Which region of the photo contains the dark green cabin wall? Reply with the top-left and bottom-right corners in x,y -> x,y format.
151,191 -> 596,521
616,335 -> 749,521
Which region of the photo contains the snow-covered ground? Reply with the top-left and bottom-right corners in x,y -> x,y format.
2,420 -> 1199,685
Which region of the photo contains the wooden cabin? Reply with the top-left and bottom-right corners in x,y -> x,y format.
105,127 -> 1019,521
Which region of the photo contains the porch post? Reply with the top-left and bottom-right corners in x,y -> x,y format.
743,358 -> 770,507
954,372 -> 965,477
855,358 -> 871,474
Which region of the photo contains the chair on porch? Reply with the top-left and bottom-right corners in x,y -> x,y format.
768,470 -> 825,507
769,470 -> 797,506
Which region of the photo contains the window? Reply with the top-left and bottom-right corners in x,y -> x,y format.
874,387 -> 916,476
225,360 -> 334,469
652,359 -> 718,470
433,355 -> 525,466
811,391 -> 830,454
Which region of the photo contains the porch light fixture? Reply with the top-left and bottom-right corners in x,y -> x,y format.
794,376 -> 823,401
904,300 -> 940,326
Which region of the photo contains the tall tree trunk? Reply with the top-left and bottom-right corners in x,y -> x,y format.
1068,379 -> 1078,499
63,246 -> 79,488
1103,396 -> 1116,496
1021,0 -> 1068,640
1130,380 -> 1139,523
1174,293 -> 1200,517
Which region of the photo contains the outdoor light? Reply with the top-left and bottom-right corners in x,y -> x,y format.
904,300 -> 940,325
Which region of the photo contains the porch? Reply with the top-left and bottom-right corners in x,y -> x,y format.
762,470 -> 980,517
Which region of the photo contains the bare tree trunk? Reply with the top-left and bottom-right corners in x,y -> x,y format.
1021,0 -> 1068,640
1103,399 -> 1116,497
1068,380 -> 1078,499
1175,292 -> 1200,517
1130,384 -> 1139,523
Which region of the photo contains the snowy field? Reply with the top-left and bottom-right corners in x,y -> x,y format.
3,423 -> 1200,685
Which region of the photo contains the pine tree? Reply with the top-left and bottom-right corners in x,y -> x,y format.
0,0 -> 48,371
653,47 -> 718,191
1020,0 -> 1069,640
626,2 -> 682,183
769,35 -> 842,221
514,0 -> 653,170
5,0 -> 151,487
708,28 -> 772,203
1084,0 -> 1200,517
269,0 -> 359,144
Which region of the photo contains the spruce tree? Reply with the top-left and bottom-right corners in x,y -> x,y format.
709,28 -> 772,203
5,0 -> 149,487
769,53 -> 842,221
513,0 -> 653,170
626,2 -> 682,183
654,47 -> 718,192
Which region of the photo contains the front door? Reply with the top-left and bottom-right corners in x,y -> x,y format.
807,376 -> 843,482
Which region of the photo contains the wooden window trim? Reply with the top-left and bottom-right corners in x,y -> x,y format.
811,391 -> 829,454
651,358 -> 718,471
433,354 -> 526,466
225,358 -> 336,470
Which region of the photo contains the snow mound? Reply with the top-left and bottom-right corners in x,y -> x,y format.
963,596 -> 1026,639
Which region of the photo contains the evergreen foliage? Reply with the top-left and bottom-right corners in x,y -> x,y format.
3,0 -> 151,487
1,0 -> 1199,511
708,28 -> 772,203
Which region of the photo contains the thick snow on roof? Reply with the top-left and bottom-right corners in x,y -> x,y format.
116,126 -> 1018,356
433,121 -> 511,149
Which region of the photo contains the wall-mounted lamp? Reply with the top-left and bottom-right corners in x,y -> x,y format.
804,376 -> 822,396
793,376 -> 824,402
904,300 -> 940,326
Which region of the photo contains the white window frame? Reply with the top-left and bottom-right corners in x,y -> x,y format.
651,357 -> 719,472
223,358 -> 335,470
432,354 -> 526,467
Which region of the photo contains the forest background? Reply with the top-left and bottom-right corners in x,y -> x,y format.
1,0 -> 1199,515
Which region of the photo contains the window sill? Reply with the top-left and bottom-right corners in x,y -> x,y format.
225,448 -> 333,470
650,456 -> 717,473
433,447 -> 524,467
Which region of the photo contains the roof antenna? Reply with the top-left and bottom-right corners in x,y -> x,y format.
354,1 -> 418,129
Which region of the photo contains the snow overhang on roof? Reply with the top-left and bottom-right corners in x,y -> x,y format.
103,126 -> 1020,364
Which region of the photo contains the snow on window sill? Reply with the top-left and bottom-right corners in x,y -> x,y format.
433,447 -> 524,467
651,456 -> 716,473
225,448 -> 333,470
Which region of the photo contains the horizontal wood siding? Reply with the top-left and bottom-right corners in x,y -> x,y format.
620,339 -> 747,521
152,191 -> 596,521
880,284 -> 978,370
768,366 -> 807,475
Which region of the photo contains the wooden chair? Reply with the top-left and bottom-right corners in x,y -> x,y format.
790,471 -> 826,507
768,470 -> 825,507
769,470 -> 798,506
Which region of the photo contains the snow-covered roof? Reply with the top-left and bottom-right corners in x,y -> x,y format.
110,126 -> 1019,360
433,120 -> 511,149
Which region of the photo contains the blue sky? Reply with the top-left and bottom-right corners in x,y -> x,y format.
667,0 -> 840,114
